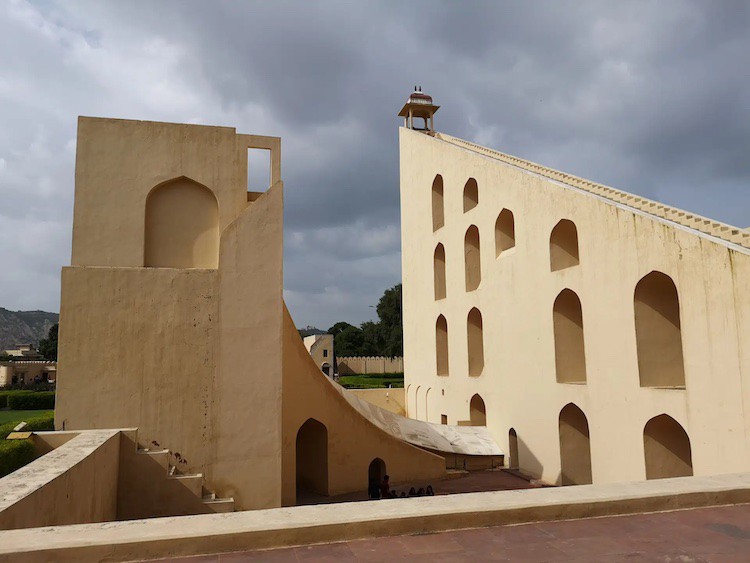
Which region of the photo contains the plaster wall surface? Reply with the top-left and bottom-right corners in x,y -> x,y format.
349,388 -> 406,416
281,307 -> 445,505
400,127 -> 750,486
55,267 -> 218,479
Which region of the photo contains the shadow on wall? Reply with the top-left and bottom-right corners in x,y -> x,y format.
512,429 -> 546,480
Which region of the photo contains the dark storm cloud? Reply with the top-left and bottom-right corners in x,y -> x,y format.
1,0 -> 749,328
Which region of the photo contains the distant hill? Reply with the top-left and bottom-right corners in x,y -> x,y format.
0,308 -> 59,351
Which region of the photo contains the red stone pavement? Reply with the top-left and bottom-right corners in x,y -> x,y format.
159,503 -> 750,562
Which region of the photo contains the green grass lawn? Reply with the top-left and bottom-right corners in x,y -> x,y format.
338,374 -> 404,389
0,410 -> 54,425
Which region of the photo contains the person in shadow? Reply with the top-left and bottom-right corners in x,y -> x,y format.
380,475 -> 391,499
368,478 -> 381,500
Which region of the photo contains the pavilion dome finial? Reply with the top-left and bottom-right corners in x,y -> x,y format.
398,87 -> 439,133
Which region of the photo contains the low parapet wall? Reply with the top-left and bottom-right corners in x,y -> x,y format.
0,430 -> 120,530
337,356 -> 403,375
2,472 -> 750,561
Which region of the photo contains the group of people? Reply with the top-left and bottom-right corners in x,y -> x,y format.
368,475 -> 435,500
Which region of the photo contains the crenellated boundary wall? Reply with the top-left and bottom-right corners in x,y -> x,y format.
337,356 -> 403,375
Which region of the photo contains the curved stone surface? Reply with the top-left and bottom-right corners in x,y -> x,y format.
328,380 -> 503,456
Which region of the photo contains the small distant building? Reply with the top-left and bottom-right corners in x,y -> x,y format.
303,334 -> 334,377
0,361 -> 56,387
3,344 -> 44,361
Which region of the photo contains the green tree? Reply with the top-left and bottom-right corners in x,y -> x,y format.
327,321 -> 355,338
326,284 -> 404,358
38,323 -> 58,361
333,325 -> 365,356
376,284 -> 403,357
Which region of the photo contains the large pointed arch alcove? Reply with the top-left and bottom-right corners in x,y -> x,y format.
508,428 -> 519,469
634,271 -> 685,388
495,209 -> 515,256
643,414 -> 692,479
469,393 -> 486,426
436,315 -> 449,376
144,176 -> 219,268
464,225 -> 481,291
434,243 -> 446,300
463,178 -> 478,212
553,289 -> 587,384
549,219 -> 579,272
296,418 -> 328,497
467,307 -> 484,376
558,403 -> 592,485
432,175 -> 444,231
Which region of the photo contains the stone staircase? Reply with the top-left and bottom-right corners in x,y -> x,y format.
135,445 -> 234,514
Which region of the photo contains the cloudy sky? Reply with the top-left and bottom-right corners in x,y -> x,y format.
1,1 -> 749,330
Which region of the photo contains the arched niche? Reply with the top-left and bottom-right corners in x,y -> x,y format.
549,219 -> 579,272
436,315 -> 449,376
467,307 -> 484,377
469,393 -> 486,426
464,225 -> 481,291
508,428 -> 519,469
634,271 -> 685,388
414,385 -> 421,420
463,178 -> 478,212
495,209 -> 515,256
434,244 -> 446,300
643,414 -> 692,479
553,289 -> 587,384
296,418 -> 328,497
368,457 -> 386,487
144,177 -> 219,268
558,403 -> 592,485
424,387 -> 431,422
432,175 -> 444,231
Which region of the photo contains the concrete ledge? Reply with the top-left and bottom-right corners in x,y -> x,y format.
2,473 -> 750,562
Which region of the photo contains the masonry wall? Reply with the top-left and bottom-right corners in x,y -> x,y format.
56,118 -> 284,511
400,127 -> 750,485
337,356 -> 404,375
281,306 -> 444,505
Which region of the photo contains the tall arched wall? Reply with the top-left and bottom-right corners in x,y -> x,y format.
281,305 -> 444,506
57,118 -> 285,512
399,127 -> 750,485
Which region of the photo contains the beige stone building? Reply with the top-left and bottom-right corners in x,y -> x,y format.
4,103 -> 750,561
0,345 -> 55,386
399,89 -> 750,486
302,334 -> 334,377
3,344 -> 43,360
0,361 -> 56,387
39,116 -> 495,523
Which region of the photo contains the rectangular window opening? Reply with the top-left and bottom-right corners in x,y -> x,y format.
247,148 -> 271,193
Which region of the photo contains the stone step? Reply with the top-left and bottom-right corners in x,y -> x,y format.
136,448 -> 171,470
202,497 -> 235,513
167,473 -> 204,497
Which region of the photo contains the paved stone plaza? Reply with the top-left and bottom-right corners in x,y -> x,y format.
163,503 -> 750,562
